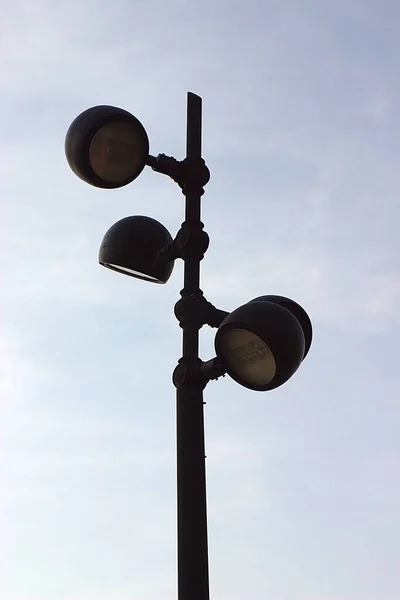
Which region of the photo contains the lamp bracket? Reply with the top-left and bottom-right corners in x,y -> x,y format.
149,153 -> 210,194
174,291 -> 228,329
173,358 -> 204,389
158,221 -> 210,263
172,357 -> 226,389
200,358 -> 227,382
175,222 -> 210,260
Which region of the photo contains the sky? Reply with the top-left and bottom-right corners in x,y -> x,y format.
1,0 -> 400,598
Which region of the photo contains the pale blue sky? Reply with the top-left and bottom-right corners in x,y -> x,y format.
1,1 -> 400,599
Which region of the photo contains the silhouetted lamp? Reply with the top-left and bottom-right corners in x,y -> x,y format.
215,300 -> 306,391
65,92 -> 314,600
65,106 -> 150,189
98,216 -> 174,284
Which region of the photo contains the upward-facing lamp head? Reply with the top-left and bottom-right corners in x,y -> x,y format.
99,216 -> 174,284
215,298 -> 311,391
65,106 -> 150,189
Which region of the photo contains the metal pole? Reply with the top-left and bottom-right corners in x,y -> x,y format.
176,93 -> 210,600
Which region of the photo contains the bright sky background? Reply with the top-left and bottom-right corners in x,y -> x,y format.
2,1 -> 400,599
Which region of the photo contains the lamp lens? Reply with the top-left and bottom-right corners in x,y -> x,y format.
89,121 -> 146,183
221,328 -> 276,386
104,263 -> 160,282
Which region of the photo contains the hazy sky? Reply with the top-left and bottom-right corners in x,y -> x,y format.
2,1 -> 400,599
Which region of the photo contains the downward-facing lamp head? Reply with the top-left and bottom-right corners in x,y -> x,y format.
99,216 -> 174,284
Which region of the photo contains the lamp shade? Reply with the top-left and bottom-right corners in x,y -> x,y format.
99,216 -> 174,284
215,301 -> 305,391
250,295 -> 312,358
65,106 -> 149,189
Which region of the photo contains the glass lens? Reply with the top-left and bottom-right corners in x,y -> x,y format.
105,263 -> 159,282
221,328 -> 276,386
89,121 -> 146,182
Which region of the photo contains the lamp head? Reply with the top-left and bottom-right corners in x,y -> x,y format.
99,216 -> 174,284
65,105 -> 149,189
215,300 -> 307,391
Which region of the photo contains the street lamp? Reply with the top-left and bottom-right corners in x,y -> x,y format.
65,92 -> 312,600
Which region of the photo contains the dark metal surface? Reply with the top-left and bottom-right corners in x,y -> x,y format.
98,215 -> 174,284
176,92 -> 210,600
65,105 -> 149,189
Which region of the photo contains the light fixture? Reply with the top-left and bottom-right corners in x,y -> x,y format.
65,92 -> 314,600
65,105 -> 150,189
98,216 -> 174,284
214,299 -> 306,391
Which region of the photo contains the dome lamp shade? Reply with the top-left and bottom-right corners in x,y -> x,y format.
99,216 -> 174,284
65,105 -> 150,189
214,301 -> 306,391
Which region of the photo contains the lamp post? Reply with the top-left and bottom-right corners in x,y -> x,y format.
65,92 -> 312,600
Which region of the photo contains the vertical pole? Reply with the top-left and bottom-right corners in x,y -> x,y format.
176,93 -> 210,600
